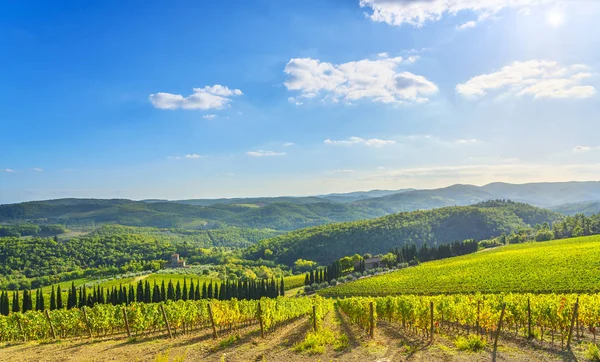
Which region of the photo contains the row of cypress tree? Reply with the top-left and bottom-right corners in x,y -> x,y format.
0,277 -> 285,315
303,259 -> 343,286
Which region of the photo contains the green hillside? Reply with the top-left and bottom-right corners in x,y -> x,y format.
551,200 -> 600,216
243,200 -> 561,265
0,199 -> 383,231
319,234 -> 600,296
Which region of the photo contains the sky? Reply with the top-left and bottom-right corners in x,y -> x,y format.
1,0 -> 600,203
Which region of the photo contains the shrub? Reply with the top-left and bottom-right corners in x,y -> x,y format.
454,335 -> 486,352
586,343 -> 600,361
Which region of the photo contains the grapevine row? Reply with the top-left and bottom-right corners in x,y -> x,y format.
0,297 -> 313,342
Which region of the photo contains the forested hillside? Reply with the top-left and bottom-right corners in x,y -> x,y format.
3,181 -> 600,231
0,225 -> 280,289
243,201 -> 561,265
551,200 -> 600,216
0,199 -> 383,230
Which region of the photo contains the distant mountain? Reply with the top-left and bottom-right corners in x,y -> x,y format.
481,181 -> 600,207
3,181 -> 600,232
353,184 -> 494,213
318,189 -> 415,203
243,200 -> 562,265
550,200 -> 600,216
172,196 -> 326,207
0,198 -> 383,230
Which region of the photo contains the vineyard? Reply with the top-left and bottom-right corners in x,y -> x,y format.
320,235 -> 600,296
0,297 -> 314,342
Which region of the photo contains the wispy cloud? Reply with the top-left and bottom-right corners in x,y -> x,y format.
332,169 -> 355,174
149,85 -> 243,110
573,145 -> 600,153
168,154 -> 203,160
457,60 -> 596,100
29,168 -> 43,172
457,21 -> 477,30
246,150 -> 286,157
324,136 -> 396,147
456,139 -> 479,145
360,0 -> 553,27
284,54 -> 438,105
1,169 -> 15,173
202,114 -> 217,119
282,142 -> 295,147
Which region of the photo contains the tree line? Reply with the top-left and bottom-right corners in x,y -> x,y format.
303,259 -> 343,286
0,277 -> 285,315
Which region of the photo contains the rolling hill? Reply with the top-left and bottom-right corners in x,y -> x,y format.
550,200 -> 600,216
243,200 -> 562,265
3,181 -> 600,231
319,234 -> 600,296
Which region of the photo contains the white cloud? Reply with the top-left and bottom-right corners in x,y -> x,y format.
456,60 -> 596,99
359,0 -> 553,27
168,154 -> 203,160
332,169 -> 356,173
246,150 -> 286,157
30,168 -> 43,172
457,20 -> 477,30
456,139 -> 479,144
324,136 -> 396,147
149,85 -> 242,110
202,114 -> 217,119
284,55 -> 438,105
573,146 -> 600,153
1,169 -> 15,173
282,142 -> 295,147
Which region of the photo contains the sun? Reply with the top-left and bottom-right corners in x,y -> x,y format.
546,9 -> 565,27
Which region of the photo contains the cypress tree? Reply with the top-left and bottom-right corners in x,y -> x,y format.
182,279 -> 188,301
12,291 -> 20,313
310,271 -> 315,285
304,274 -> 310,286
202,282 -> 207,299
152,281 -> 160,303
207,282 -> 213,299
161,281 -> 167,302
167,280 -> 175,300
195,281 -> 201,300
175,281 -> 181,300
136,280 -> 143,302
128,285 -> 135,305
280,278 -> 285,297
1,292 -> 8,315
56,288 -> 63,309
70,282 -> 77,309
38,289 -> 45,311
189,281 -> 195,301
22,290 -> 31,312
144,281 -> 151,303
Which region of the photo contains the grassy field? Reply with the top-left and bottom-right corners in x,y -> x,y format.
320,235 -> 600,296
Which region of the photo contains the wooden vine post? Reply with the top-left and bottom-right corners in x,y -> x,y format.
257,302 -> 265,338
566,297 -> 579,350
160,304 -> 173,339
82,307 -> 93,338
122,307 -> 131,338
16,316 -> 25,342
430,301 -> 434,341
45,310 -> 56,339
527,298 -> 532,339
492,303 -> 507,362
369,301 -> 375,339
207,303 -> 218,339
312,305 -> 318,332
476,300 -> 480,336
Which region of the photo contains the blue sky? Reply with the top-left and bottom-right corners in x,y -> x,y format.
2,0 -> 600,203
